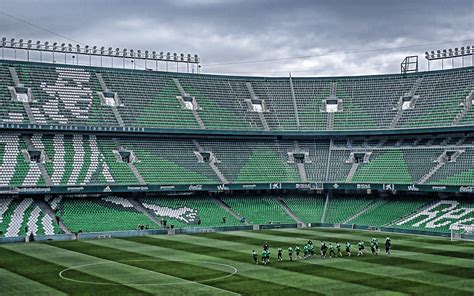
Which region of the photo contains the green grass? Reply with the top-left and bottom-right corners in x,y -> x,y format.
0,227 -> 473,295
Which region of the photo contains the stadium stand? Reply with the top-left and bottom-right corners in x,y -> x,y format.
0,58 -> 473,240
1,61 -> 473,131
0,197 -> 59,237
281,194 -> 326,223
140,195 -> 240,227
394,199 -> 474,233
349,198 -> 428,226
51,196 -> 155,233
221,195 -> 296,224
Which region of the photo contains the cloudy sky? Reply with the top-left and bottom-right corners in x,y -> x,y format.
0,0 -> 473,76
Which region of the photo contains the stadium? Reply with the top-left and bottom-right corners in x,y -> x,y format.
0,1 -> 473,295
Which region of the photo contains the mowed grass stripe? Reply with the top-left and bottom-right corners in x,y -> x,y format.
0,247 -> 149,296
129,235 -> 469,296
51,239 -> 314,296
2,243 -> 228,296
260,229 -> 474,259
169,232 -> 474,291
95,237 -> 392,295
296,228 -> 474,252
209,231 -> 474,289
216,230 -> 474,279
170,232 -> 472,295
0,268 -> 66,296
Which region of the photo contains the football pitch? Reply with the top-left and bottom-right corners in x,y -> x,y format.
0,228 -> 473,295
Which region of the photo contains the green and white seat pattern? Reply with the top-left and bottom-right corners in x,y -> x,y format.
395,200 -> 474,233
0,197 -> 59,237
0,134 -> 44,187
52,196 -> 154,233
1,61 -> 473,131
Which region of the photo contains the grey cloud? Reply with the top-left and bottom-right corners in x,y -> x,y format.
0,0 -> 473,76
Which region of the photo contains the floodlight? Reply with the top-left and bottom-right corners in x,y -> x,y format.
44,42 -> 49,49
92,46 -> 97,53
194,54 -> 199,62
166,52 -> 171,60
10,38 -> 15,43
144,50 -> 149,58
187,54 -> 191,62
180,53 -> 184,61
137,49 -> 141,57
19,39 -> 24,47
130,49 -> 134,57
159,51 -> 164,59
173,53 -> 177,61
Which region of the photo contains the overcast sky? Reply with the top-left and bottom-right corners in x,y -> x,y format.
0,0 -> 473,77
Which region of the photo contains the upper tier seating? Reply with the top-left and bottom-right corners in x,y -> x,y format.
1,61 -> 472,131
0,133 -> 473,187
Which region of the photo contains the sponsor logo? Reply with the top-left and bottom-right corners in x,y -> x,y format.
431,186 -> 447,191
270,183 -> 282,189
217,184 -> 230,191
17,187 -> 51,193
383,184 -> 395,191
296,183 -> 311,189
103,186 -> 112,193
333,183 -> 340,189
188,185 -> 203,191
311,183 -> 323,190
459,186 -> 474,193
356,184 -> 371,190
127,186 -> 149,191
67,187 -> 84,192
242,184 -> 257,189
159,185 -> 175,190
408,185 -> 419,191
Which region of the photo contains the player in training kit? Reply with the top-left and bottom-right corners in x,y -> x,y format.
295,246 -> 301,259
371,238 -> 379,253
371,241 -> 378,255
336,242 -> 342,257
288,246 -> 293,261
321,241 -> 327,258
309,243 -> 315,258
261,250 -> 267,265
303,244 -> 309,259
385,237 -> 391,255
345,241 -> 351,256
252,250 -> 258,264
357,240 -> 365,256
329,243 -> 336,258
278,247 -> 283,261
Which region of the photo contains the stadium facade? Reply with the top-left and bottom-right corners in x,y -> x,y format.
0,57 -> 473,242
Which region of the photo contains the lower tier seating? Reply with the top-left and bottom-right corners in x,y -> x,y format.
0,197 -> 59,237
282,194 -> 325,223
349,199 -> 428,226
221,195 -> 295,225
394,200 -> 474,233
51,196 -> 155,233
140,196 -> 240,228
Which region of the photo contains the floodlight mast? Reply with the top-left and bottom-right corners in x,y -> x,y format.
425,45 -> 473,70
0,37 -> 200,72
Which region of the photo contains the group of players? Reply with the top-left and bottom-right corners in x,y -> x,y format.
252,237 -> 391,264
